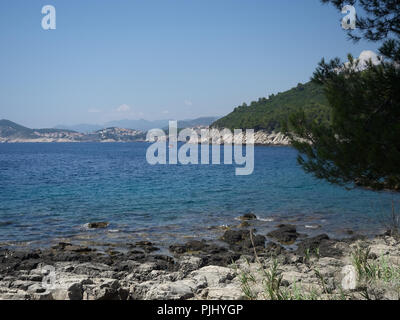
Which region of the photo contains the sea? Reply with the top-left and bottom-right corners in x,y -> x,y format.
0,142 -> 399,249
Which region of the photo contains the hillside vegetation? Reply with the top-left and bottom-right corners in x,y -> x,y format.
212,82 -> 329,131
0,119 -> 145,142
0,119 -> 78,139
0,119 -> 39,139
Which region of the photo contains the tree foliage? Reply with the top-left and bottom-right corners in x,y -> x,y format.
285,0 -> 400,191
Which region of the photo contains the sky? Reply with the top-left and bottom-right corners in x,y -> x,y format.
0,0 -> 381,128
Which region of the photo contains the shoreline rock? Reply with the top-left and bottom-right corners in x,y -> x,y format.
87,222 -> 109,229
267,224 -> 301,245
1,222 -> 400,300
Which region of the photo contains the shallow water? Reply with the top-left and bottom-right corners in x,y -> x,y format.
0,142 -> 398,248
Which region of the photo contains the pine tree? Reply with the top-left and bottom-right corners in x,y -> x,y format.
285,0 -> 400,191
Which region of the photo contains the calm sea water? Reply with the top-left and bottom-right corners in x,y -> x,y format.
0,142 -> 399,248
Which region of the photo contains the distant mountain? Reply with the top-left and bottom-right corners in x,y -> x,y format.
212,81 -> 329,131
55,117 -> 219,133
55,119 -> 171,133
54,123 -> 103,133
0,119 -> 78,140
177,117 -> 219,128
104,119 -> 170,131
0,119 -> 37,139
0,120 -> 144,143
104,117 -> 218,131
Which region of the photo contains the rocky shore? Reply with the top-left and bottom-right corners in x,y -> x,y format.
0,119 -> 290,145
0,127 -> 146,143
1,217 -> 399,300
186,129 -> 290,145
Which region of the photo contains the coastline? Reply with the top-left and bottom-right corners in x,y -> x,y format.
0,130 -> 290,146
1,215 -> 399,300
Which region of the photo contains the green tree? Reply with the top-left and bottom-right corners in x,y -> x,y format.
285,0 -> 400,191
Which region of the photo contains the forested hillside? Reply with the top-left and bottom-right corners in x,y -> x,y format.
212,81 -> 329,131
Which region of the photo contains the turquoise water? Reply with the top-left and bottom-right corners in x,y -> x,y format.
0,142 -> 398,247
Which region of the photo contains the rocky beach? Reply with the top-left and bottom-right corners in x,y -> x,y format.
1,215 -> 399,300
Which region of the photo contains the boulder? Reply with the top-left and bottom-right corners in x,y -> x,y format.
296,234 -> 342,258
87,222 -> 109,229
267,224 -> 299,244
170,240 -> 240,267
265,242 -> 286,256
170,240 -> 209,254
84,279 -> 128,300
220,229 -> 266,254
51,281 -> 84,300
139,279 -> 201,300
238,213 -> 257,221
178,256 -> 203,274
220,230 -> 249,245
11,280 -> 35,291
190,266 -> 235,287
205,284 -> 245,300
133,241 -> 159,253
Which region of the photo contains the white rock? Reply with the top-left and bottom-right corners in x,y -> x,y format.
205,284 -> 245,300
190,266 -> 235,287
142,278 -> 204,300
178,256 -> 203,274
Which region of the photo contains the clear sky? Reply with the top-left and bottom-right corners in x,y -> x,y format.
0,0 -> 380,128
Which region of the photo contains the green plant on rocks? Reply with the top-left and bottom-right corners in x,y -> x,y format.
351,245 -> 400,299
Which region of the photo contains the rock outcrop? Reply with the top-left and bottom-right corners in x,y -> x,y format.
187,129 -> 290,145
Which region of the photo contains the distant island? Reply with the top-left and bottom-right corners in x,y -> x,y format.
0,119 -> 146,143
55,117 -> 219,133
0,117 -> 218,143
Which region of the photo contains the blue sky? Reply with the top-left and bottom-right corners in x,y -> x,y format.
0,0 -> 380,128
